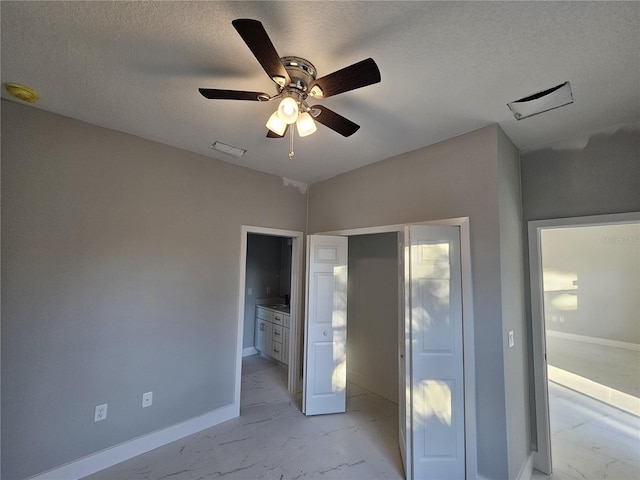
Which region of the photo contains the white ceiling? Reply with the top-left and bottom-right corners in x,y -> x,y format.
2,1 -> 638,184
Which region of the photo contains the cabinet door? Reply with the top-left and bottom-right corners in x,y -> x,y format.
264,321 -> 273,357
282,327 -> 290,365
255,319 -> 265,352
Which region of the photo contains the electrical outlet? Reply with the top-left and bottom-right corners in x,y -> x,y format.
142,391 -> 153,408
508,330 -> 515,348
94,404 -> 108,422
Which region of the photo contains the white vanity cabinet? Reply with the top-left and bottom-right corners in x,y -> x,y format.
255,306 -> 290,365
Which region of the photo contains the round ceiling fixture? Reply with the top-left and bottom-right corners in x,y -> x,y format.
4,83 -> 40,103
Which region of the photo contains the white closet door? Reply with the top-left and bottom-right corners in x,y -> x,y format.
303,235 -> 348,416
405,225 -> 465,479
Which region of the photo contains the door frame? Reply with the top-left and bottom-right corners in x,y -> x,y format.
527,211 -> 640,474
317,217 -> 478,479
235,225 -> 304,411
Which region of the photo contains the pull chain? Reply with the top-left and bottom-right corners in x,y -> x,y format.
288,125 -> 295,159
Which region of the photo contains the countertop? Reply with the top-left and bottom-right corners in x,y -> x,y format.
257,304 -> 290,315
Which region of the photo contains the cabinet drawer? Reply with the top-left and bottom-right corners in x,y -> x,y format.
273,312 -> 284,325
272,341 -> 283,362
272,324 -> 283,340
283,314 -> 290,328
256,306 -> 273,322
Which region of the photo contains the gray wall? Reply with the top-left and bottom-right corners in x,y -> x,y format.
243,235 -> 292,349
279,238 -> 292,300
521,125 -> 640,222
309,124 -> 523,480
497,128 -> 530,480
541,224 -> 640,344
347,233 -> 398,403
1,100 -> 307,479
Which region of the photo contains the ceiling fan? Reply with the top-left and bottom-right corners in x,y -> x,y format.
199,19 -> 381,143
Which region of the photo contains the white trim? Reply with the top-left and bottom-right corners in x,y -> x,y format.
28,404 -> 237,480
236,225 -> 304,407
318,217 -> 472,237
317,217 -> 478,480
528,211 -> 640,475
242,346 -> 258,357
516,452 -> 535,480
546,330 -> 640,352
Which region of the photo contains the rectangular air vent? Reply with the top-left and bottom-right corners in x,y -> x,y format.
209,141 -> 246,158
508,81 -> 573,120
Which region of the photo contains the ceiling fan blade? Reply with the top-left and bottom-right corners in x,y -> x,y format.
309,58 -> 380,99
266,125 -> 288,138
199,88 -> 268,101
232,19 -> 291,86
311,105 -> 360,137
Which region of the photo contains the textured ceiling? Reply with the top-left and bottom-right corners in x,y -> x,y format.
2,1 -> 638,184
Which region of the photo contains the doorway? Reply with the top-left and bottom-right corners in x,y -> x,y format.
242,233 -> 294,391
528,212 -> 640,476
346,232 -> 399,404
234,226 -> 303,413
305,219 -> 478,479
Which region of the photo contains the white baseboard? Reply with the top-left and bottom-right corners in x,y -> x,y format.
29,403 -> 238,480
243,346 -> 258,357
546,330 -> 640,351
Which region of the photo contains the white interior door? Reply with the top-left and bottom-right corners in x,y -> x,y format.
303,234 -> 348,416
405,225 -> 465,480
398,229 -> 412,479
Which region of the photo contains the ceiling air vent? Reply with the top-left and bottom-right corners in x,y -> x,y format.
508,81 -> 573,120
209,141 -> 246,158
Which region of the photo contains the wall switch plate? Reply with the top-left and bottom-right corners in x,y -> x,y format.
94,404 -> 108,422
247,287 -> 252,295
142,391 -> 153,408
508,330 -> 515,348
266,286 -> 271,294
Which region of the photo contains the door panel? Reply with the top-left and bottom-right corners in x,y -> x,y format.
303,235 -> 348,416
406,225 -> 465,480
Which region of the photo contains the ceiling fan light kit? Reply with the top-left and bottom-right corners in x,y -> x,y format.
296,112 -> 317,137
266,111 -> 287,136
277,96 -> 300,124
199,19 -> 381,158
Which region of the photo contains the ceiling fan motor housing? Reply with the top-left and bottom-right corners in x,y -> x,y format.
281,56 -> 317,95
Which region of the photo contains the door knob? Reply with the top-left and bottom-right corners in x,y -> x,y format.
323,331 -> 328,336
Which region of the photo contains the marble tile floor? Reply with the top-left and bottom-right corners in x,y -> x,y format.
531,381 -> 640,480
85,355 -> 404,480
532,337 -> 640,480
546,335 -> 640,398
